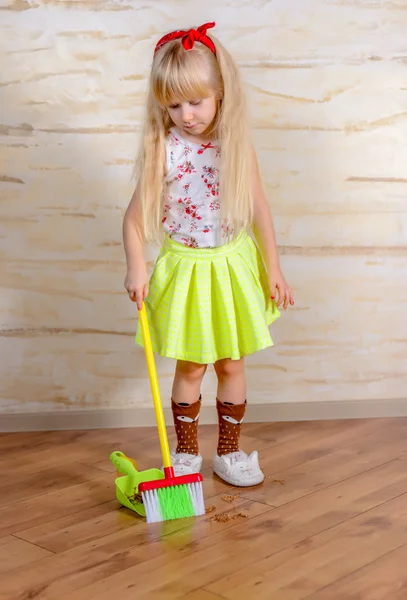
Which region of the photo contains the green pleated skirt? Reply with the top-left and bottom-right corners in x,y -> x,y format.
135,230 -> 280,364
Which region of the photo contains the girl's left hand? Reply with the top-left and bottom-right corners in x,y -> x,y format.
269,268 -> 294,310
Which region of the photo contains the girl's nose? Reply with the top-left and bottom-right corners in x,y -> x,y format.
181,106 -> 193,122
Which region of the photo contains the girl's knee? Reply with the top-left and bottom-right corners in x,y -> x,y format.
214,358 -> 245,379
176,360 -> 207,382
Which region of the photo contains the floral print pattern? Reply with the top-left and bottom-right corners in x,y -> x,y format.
162,128 -> 230,248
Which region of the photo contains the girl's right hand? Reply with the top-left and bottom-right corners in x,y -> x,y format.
124,262 -> 149,310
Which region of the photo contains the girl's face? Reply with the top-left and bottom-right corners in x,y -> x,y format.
166,93 -> 217,140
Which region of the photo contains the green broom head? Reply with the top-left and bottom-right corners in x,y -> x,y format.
139,467 -> 205,523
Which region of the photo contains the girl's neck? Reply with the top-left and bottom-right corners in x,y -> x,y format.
173,126 -> 216,146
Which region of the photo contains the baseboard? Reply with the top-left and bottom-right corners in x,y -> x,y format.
1,399 -> 407,432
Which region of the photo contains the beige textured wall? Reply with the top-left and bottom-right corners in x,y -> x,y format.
1,0 -> 406,419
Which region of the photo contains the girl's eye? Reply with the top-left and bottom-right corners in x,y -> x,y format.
190,100 -> 201,106
169,104 -> 179,109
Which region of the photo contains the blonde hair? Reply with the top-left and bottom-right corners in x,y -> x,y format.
136,32 -> 253,244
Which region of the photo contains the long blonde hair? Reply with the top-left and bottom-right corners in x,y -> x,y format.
136,31 -> 253,244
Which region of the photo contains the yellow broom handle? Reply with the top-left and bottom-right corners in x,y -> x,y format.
138,302 -> 172,469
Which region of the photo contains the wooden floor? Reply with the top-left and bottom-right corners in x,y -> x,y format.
2,418 -> 407,599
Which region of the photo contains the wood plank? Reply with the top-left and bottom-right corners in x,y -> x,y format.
0,536 -> 53,576
8,458 -> 405,600
0,536 -> 14,547
14,501 -> 134,553
0,419 -> 391,480
309,542 -> 407,600
0,463 -> 109,508
240,420 -> 407,507
0,473 -> 114,538
0,427 -> 159,464
16,492 -> 255,554
0,443 -> 116,478
2,420 -> 407,599
206,492 -> 407,599
242,418 -> 385,445
0,427 -> 165,477
0,430 -> 90,457
254,417 -> 405,475
196,419 -> 398,498
180,591 -> 226,600
0,493 -> 273,600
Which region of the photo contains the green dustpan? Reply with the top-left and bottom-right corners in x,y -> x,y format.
110,451 -> 164,517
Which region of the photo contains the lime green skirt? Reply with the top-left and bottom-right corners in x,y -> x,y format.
135,230 -> 280,364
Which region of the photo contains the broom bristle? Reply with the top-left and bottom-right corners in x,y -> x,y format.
141,481 -> 205,523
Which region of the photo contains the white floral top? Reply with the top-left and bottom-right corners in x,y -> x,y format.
162,128 -> 231,248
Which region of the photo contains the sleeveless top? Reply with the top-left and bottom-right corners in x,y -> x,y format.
161,128 -> 231,248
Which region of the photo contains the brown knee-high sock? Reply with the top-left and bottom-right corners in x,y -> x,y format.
172,396 -> 201,455
217,399 -> 246,456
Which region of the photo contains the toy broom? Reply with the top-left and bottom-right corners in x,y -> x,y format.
138,302 -> 205,523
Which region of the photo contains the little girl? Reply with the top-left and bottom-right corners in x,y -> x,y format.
123,22 -> 294,487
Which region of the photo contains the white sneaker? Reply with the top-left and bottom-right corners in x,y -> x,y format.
213,450 -> 264,487
163,450 -> 203,477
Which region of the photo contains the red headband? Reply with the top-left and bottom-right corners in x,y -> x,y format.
154,22 -> 216,56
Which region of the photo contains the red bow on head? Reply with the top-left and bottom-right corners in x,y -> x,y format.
154,22 -> 216,56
